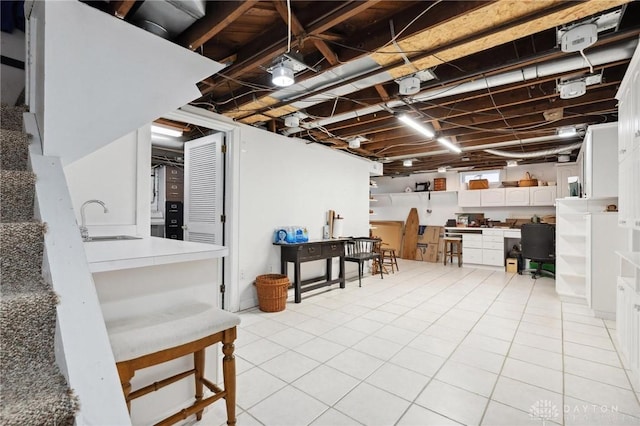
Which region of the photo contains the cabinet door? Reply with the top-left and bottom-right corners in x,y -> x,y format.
505,187 -> 529,206
633,147 -> 640,230
480,188 -> 505,206
618,155 -> 632,228
463,247 -> 482,264
458,190 -> 481,207
616,279 -> 628,356
529,186 -> 557,206
482,249 -> 503,266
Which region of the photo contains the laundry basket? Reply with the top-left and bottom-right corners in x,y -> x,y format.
254,274 -> 290,312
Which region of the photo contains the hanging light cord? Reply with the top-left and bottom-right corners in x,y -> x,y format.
580,49 -> 594,73
286,0 -> 292,53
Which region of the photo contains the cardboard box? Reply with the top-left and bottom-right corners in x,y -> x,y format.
425,244 -> 439,262
418,226 -> 443,244
506,258 -> 518,273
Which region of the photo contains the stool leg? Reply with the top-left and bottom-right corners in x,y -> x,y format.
223,328 -> 237,426
116,363 -> 134,413
392,251 -> 399,272
457,243 -> 462,267
194,348 -> 205,420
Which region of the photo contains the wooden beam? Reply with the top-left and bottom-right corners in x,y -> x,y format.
110,0 -> 136,19
176,0 -> 260,50
272,0 -> 339,66
201,0 -> 382,91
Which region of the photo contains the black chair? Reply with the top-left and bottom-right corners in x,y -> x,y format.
344,237 -> 383,287
520,223 -> 555,279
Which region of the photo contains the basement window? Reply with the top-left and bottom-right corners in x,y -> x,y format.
460,170 -> 501,185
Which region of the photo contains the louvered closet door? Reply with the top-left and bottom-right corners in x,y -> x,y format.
184,133 -> 223,245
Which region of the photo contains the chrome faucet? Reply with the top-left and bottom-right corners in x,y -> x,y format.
80,199 -> 108,241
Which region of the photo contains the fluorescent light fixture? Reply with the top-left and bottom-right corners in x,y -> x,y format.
436,137 -> 462,153
438,166 -> 448,173
397,114 -> 434,138
506,159 -> 518,167
272,63 -> 294,87
557,126 -> 577,138
151,124 -> 183,137
403,159 -> 413,167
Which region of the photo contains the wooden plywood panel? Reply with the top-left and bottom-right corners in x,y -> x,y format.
370,220 -> 404,255
402,208 -> 419,260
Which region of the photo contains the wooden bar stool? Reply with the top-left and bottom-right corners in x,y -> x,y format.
443,237 -> 463,267
380,246 -> 399,273
107,303 -> 241,426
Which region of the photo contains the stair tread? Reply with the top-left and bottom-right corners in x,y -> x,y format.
0,129 -> 30,171
0,104 -> 27,133
0,170 -> 36,222
0,364 -> 78,426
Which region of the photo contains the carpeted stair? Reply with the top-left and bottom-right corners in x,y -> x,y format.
0,104 -> 78,425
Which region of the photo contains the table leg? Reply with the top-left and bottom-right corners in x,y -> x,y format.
339,255 -> 345,289
326,258 -> 333,282
294,260 -> 301,303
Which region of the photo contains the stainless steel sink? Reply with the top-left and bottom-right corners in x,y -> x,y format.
84,235 -> 142,242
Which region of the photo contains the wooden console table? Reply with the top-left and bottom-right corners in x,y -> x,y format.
277,239 -> 346,303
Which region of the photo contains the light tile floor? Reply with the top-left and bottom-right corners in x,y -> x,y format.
197,260 -> 640,425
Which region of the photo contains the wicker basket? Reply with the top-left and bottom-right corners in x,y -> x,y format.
518,172 -> 538,187
255,274 -> 290,312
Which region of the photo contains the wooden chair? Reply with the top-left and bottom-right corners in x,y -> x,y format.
107,303 -> 241,426
380,245 -> 399,273
443,236 -> 463,267
345,237 -> 383,287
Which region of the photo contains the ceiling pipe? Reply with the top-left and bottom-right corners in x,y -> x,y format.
283,38 -> 638,136
483,142 -> 583,159
383,134 -> 581,162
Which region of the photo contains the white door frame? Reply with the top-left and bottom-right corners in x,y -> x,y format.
163,106 -> 241,312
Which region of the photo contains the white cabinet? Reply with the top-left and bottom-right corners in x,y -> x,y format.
458,190 -> 481,207
555,199 -> 626,313
529,186 -> 557,206
556,163 -> 579,199
462,233 -> 482,264
578,123 -> 618,199
616,276 -> 640,390
505,187 -> 529,206
480,188 -> 505,206
482,230 -> 504,266
616,44 -> 640,230
458,187 -> 555,207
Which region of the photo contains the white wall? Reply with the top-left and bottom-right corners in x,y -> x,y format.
64,127 -> 151,238
372,163 -> 558,226
30,0 -> 223,165
0,29 -> 25,105
237,126 -> 371,310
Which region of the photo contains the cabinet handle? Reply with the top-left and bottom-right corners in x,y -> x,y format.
620,149 -> 627,154
619,220 -> 627,225
635,305 -> 640,311
618,285 -> 625,291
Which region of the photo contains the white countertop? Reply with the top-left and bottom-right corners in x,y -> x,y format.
85,236 -> 228,272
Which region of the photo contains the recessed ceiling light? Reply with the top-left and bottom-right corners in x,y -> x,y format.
438,166 -> 448,173
403,159 -> 413,167
272,63 -> 295,87
506,160 -> 518,167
